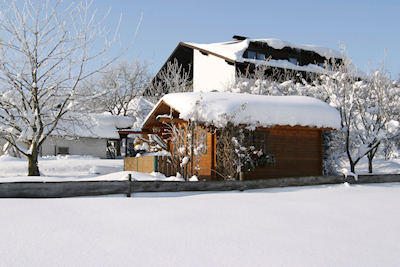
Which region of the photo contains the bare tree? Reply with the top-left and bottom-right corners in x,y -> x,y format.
160,103 -> 208,180
0,0 -> 125,175
147,58 -> 192,102
354,69 -> 400,173
231,62 -> 311,96
84,60 -> 151,115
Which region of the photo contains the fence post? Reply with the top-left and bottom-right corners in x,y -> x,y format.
127,173 -> 132,198
239,172 -> 244,191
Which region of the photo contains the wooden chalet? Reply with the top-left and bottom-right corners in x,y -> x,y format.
123,92 -> 341,181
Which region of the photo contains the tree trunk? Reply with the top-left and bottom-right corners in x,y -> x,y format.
368,154 -> 373,174
28,144 -> 40,176
350,160 -> 356,173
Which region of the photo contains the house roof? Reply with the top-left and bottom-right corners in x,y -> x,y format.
142,92 -> 341,130
53,97 -> 154,139
183,38 -> 342,61
180,38 -> 342,74
52,113 -> 135,139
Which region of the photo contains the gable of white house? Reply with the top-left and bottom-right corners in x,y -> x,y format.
193,49 -> 236,92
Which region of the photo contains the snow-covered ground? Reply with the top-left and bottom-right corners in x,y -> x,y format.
340,156 -> 400,175
0,155 -> 399,266
0,155 -> 185,182
0,154 -> 124,181
0,154 -> 398,182
1,183 -> 399,267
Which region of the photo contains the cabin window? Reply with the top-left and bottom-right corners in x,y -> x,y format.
195,128 -> 207,155
244,130 -> 270,154
57,146 -> 69,155
250,130 -> 267,153
243,130 -> 274,169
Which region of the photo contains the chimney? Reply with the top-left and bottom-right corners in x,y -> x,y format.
232,35 -> 248,41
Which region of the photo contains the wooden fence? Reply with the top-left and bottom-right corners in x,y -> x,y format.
125,155 -> 189,178
0,174 -> 399,198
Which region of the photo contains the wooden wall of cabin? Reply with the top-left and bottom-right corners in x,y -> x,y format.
165,127 -> 216,180
244,127 -> 323,180
194,132 -> 216,180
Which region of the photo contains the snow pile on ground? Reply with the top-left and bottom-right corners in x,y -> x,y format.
157,92 -> 340,129
0,183 -> 399,266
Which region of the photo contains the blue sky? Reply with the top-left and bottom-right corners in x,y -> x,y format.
94,0 -> 400,78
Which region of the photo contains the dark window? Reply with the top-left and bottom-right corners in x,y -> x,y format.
246,50 -> 266,61
57,147 -> 69,155
195,128 -> 207,155
247,50 -> 257,59
256,53 -> 265,60
245,130 -> 270,154
288,57 -> 298,65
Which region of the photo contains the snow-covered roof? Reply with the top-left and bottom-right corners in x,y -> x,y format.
0,96 -> 154,140
184,40 -> 250,62
252,38 -> 342,59
56,97 -> 154,138
184,38 -> 342,62
147,92 -> 341,129
182,38 -> 342,74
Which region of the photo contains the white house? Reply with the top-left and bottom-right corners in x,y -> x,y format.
0,97 -> 154,159
153,35 -> 342,93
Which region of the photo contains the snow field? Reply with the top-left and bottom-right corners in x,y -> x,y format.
0,155 -> 186,182
0,155 -> 398,182
0,184 -> 399,266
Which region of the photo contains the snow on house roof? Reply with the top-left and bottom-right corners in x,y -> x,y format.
184,40 -> 250,62
252,38 -> 342,59
55,97 -> 154,139
152,92 -> 340,129
184,38 -> 342,62
182,38 -> 342,74
52,113 -> 135,139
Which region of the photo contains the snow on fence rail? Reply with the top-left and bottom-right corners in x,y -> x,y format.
0,174 -> 399,198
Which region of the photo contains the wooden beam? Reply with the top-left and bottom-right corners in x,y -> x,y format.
118,130 -> 151,135
257,125 -> 336,131
157,117 -> 187,124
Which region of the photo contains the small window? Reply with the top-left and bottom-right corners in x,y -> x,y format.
288,57 -> 298,65
57,147 -> 69,155
195,129 -> 207,155
256,53 -> 265,60
247,51 -> 257,59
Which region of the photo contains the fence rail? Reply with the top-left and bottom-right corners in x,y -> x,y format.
0,174 -> 399,198
124,155 -> 190,179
